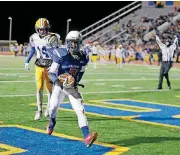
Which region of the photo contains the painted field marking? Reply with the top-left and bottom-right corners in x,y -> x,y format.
0,89 -> 169,98
0,125 -> 129,155
0,143 -> 27,155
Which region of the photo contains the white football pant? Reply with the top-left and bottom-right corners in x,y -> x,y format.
49,85 -> 88,128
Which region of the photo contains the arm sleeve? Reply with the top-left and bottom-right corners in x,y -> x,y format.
25,47 -> 36,63
48,62 -> 59,83
155,35 -> 166,50
48,49 -> 61,83
170,37 -> 178,52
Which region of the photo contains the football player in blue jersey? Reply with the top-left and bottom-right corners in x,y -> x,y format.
47,30 -> 98,148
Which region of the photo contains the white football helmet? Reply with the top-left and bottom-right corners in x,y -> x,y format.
65,31 -> 82,54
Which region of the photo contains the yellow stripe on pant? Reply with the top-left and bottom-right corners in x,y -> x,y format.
91,55 -> 97,62
110,55 -> 115,61
35,66 -> 52,92
117,58 -> 123,63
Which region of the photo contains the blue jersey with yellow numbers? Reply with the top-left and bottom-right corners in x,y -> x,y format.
50,47 -> 89,86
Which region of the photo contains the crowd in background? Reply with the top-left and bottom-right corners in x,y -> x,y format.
9,42 -> 31,57
8,6 -> 180,65
86,6 -> 180,65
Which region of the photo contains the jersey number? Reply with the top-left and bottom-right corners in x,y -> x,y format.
69,68 -> 78,77
37,46 -> 50,58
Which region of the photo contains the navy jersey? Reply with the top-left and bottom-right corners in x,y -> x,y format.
49,48 -> 89,86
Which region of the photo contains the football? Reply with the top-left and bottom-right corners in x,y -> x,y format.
58,73 -> 75,87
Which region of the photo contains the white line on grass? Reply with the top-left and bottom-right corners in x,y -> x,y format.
93,83 -> 106,85
1,78 -> 180,83
1,72 -> 180,77
0,68 -> 26,70
0,89 -> 169,98
0,81 -> 35,83
111,85 -> 124,88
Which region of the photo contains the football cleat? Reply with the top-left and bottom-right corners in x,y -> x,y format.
44,109 -> 49,117
46,118 -> 56,135
85,131 -> 98,148
34,111 -> 42,121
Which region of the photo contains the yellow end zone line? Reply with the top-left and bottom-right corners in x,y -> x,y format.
30,103 -> 140,119
88,100 -> 159,112
106,98 -> 180,108
128,118 -> 180,129
0,124 -> 130,155
172,114 -> 180,118
58,107 -> 140,120
0,143 -> 27,155
30,100 -> 180,129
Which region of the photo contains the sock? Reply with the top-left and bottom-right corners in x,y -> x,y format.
49,117 -> 56,130
94,63 -> 96,69
81,126 -> 89,138
37,103 -> 42,112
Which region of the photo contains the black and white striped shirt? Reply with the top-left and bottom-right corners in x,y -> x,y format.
156,35 -> 178,62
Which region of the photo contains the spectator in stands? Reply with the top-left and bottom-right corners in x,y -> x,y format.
13,43 -> 20,57
9,43 -> 15,53
176,46 -> 180,63
127,46 -> 135,63
19,44 -> 23,56
156,1 -> 164,8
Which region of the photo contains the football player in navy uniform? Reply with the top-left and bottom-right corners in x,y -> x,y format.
47,30 -> 98,148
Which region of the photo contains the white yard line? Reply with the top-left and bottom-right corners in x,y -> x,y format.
0,73 -> 34,75
0,81 -> 35,83
1,72 -> 180,77
0,89 -> 169,98
93,83 -> 106,85
0,68 -> 26,70
1,78 -> 180,83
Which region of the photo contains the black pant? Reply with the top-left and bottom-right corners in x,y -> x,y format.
158,61 -> 173,88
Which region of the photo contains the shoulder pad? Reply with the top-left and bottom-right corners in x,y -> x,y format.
59,48 -> 68,57
48,34 -> 60,47
49,32 -> 60,39
53,48 -> 68,61
29,33 -> 38,47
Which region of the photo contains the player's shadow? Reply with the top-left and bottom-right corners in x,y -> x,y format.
110,136 -> 180,147
28,117 -> 116,123
172,88 -> 180,92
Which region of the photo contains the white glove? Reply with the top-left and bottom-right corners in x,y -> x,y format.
25,63 -> 30,71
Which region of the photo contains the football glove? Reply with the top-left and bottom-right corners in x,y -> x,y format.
25,63 -> 30,71
58,73 -> 75,88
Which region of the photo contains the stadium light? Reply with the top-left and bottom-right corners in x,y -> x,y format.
8,17 -> 12,47
66,19 -> 71,35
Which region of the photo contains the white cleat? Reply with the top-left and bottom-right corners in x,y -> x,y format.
34,111 -> 42,120
44,109 -> 49,117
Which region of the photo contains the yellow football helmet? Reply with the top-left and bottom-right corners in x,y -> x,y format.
35,18 -> 51,36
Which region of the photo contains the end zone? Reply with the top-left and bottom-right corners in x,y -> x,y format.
0,125 -> 130,155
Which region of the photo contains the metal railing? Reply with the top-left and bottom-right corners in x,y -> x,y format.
102,30 -> 127,44
80,1 -> 142,41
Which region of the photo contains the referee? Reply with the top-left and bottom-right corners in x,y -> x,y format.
155,33 -> 178,90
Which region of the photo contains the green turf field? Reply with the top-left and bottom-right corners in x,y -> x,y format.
1,56 -> 180,155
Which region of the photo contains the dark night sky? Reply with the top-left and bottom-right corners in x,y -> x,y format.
0,1 -> 132,43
